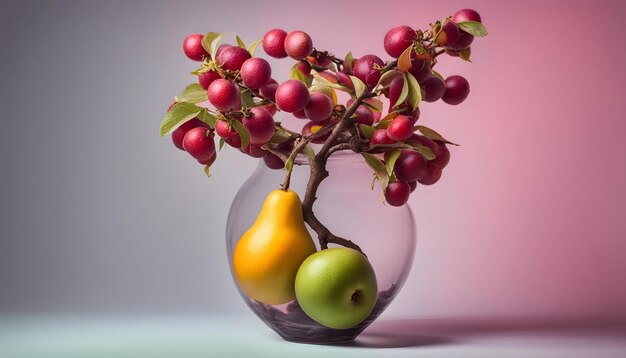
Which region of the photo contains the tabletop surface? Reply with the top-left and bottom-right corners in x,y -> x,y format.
1,315 -> 625,358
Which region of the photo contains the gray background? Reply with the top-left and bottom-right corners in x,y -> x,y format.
1,0 -> 625,323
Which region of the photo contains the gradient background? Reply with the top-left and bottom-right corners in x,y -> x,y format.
1,0 -> 625,328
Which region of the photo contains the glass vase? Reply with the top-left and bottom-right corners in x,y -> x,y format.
225,151 -> 417,344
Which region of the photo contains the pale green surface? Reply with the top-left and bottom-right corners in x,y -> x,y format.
1,316 -> 625,358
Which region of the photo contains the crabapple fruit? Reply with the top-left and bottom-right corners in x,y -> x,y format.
243,107 -> 275,145
262,29 -> 288,58
387,115 -> 415,141
240,57 -> 272,89
199,70 -> 221,90
207,79 -> 241,112
353,54 -> 384,87
370,129 -> 395,145
384,25 -> 415,58
304,92 -> 334,122
393,149 -> 428,182
442,75 -> 470,105
275,79 -> 310,113
172,118 -> 208,150
284,30 -> 313,60
182,127 -> 215,161
216,46 -> 251,71
385,181 -> 411,207
183,33 -> 209,61
421,75 -> 446,102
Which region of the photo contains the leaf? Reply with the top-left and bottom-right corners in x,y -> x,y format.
236,35 -> 246,48
361,153 -> 389,191
459,48 -> 472,62
393,76 -> 409,110
385,150 -> 401,176
303,144 -> 316,163
285,157 -> 293,171
247,39 -> 262,56
405,141 -> 436,160
289,63 -> 313,87
269,126 -> 293,144
159,102 -> 203,136
178,83 -> 208,103
230,119 -> 249,149
375,112 -> 400,129
198,109 -> 218,128
358,124 -> 376,138
404,72 -> 422,110
363,98 -> 383,113
376,69 -> 402,88
350,75 -> 366,98
202,32 -> 221,58
203,165 -> 211,177
312,74 -> 350,92
414,125 -> 459,146
344,51 -> 353,73
219,137 -> 225,151
457,21 -> 489,37
241,90 -> 254,109
431,70 -> 445,81
397,46 -> 413,72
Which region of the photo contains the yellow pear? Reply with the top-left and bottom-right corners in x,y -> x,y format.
233,189 -> 317,305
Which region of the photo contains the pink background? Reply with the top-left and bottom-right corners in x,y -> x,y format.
1,0 -> 625,324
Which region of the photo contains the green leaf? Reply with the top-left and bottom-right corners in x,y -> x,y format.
459,48 -> 472,62
405,141 -> 436,160
178,83 -> 208,103
344,52 -> 353,73
312,74 -> 349,92
303,144 -> 316,163
159,102 -> 203,136
285,157 -> 293,171
202,32 -> 221,58
247,39 -> 261,56
229,119 -> 249,149
375,112 -> 399,129
197,109 -> 217,128
219,137 -> 225,151
241,90 -> 255,109
363,98 -> 383,113
394,75 -> 409,109
269,126 -> 293,144
358,124 -> 376,138
350,75 -> 366,98
289,63 -> 313,87
236,35 -> 246,48
457,21 -> 489,37
376,69 -> 402,88
431,70 -> 444,81
203,165 -> 211,177
385,150 -> 401,176
361,153 -> 389,191
414,125 -> 459,146
404,72 -> 422,110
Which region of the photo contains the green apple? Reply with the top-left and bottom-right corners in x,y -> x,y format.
294,247 -> 377,329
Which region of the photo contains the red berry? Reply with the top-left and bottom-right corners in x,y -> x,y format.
418,164 -> 443,185
335,71 -> 355,90
353,55 -> 384,87
387,115 -> 414,141
243,107 -> 275,145
301,121 -> 330,143
263,152 -> 285,170
183,33 -> 209,61
442,75 -> 470,105
407,181 -> 417,192
431,141 -> 450,168
182,127 -> 215,161
284,30 -> 313,60
216,46 -> 251,71
408,57 -> 431,83
385,181 -> 411,207
421,76 -> 446,102
259,83 -> 278,102
263,29 -> 288,58
240,58 -> 272,89
171,118 -> 208,150
225,134 -> 242,149
384,26 -> 415,58
452,8 -> 482,23
388,76 -> 405,109
207,79 -> 241,112
275,79 -> 310,113
243,144 -> 267,158
293,108 -> 308,119
451,30 -> 474,50
354,105 -> 374,126
394,149 -> 428,182
199,70 -> 221,90
198,150 -> 217,166
435,21 -> 460,47
216,44 -> 231,58
370,129 -> 395,145
409,134 -> 439,158
214,119 -> 237,139
304,92 -> 333,122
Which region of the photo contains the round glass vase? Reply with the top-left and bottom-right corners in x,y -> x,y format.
226,151 -> 417,344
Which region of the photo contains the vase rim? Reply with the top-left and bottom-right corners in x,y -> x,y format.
293,148 -> 366,165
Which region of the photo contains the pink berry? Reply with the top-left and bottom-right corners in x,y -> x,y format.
182,127 -> 215,161
243,107 -> 275,145
215,44 -> 231,58
385,181 -> 411,207
275,79 -> 310,113
284,30 -> 313,60
171,118 -> 208,150
431,141 -> 450,168
451,30 -> 474,50
207,79 -> 241,112
304,92 -> 334,122
384,26 -> 415,58
409,57 -> 431,83
354,105 -> 374,126
418,164 -> 443,185
198,70 -> 221,90
242,144 -> 267,158
435,21 -> 460,47
214,119 -> 237,139
263,152 -> 285,170
387,115 -> 414,141
225,134 -> 242,149
263,29 -> 288,58
216,46 -> 251,71
421,76 -> 446,102
452,8 -> 482,23
394,149 -> 428,182
442,75 -> 470,105
370,129 -> 395,145
259,82 -> 278,102
353,54 -> 384,87
183,33 -> 209,61
198,150 -> 217,166
240,57 -> 272,89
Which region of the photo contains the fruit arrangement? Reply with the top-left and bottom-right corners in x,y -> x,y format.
160,9 -> 487,332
